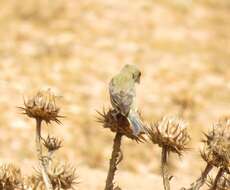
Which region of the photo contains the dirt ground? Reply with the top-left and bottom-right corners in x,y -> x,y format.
0,0 -> 230,189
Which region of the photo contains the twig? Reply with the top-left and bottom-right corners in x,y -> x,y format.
36,119 -> 53,190
181,163 -> 213,190
161,146 -> 170,190
104,132 -> 123,190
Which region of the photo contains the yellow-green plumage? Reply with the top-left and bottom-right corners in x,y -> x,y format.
111,71 -> 135,93
109,64 -> 144,136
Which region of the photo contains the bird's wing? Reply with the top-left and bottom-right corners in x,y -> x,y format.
109,80 -> 135,116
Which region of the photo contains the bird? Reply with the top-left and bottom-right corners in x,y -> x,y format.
109,64 -> 144,136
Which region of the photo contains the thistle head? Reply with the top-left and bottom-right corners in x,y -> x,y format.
35,162 -> 78,189
20,89 -> 63,124
42,135 -> 62,152
201,119 -> 230,168
97,108 -> 145,142
146,115 -> 190,155
0,164 -> 23,190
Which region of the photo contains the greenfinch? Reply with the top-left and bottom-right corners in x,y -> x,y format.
109,64 -> 144,136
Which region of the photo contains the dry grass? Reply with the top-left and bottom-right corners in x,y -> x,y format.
0,0 -> 230,189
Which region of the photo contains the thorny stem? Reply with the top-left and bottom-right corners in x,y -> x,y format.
161,146 -> 170,190
36,119 -> 42,157
36,119 -> 53,190
181,163 -> 213,190
211,167 -> 225,190
104,132 -> 123,190
47,151 -> 54,167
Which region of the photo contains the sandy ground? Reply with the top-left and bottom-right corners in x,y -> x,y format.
0,0 -> 230,189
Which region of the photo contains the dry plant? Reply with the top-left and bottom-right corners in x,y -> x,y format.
0,164 -> 24,190
146,115 -> 190,190
33,162 -> 77,190
97,108 -> 145,190
143,113 -> 230,190
0,88 -> 229,190
19,89 -> 77,190
181,117 -> 230,190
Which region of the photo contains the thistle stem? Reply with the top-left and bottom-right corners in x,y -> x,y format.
161,146 -> 170,190
211,167 -> 224,190
104,132 -> 123,190
181,163 -> 213,190
36,119 -> 53,190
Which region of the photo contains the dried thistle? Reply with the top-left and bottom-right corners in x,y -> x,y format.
19,89 -> 64,190
35,163 -> 78,190
0,164 -> 23,190
97,108 -> 143,190
147,115 -> 190,156
43,135 -> 62,152
19,89 -> 62,124
201,120 -> 230,169
182,118 -> 230,190
146,115 -> 190,190
97,108 -> 145,142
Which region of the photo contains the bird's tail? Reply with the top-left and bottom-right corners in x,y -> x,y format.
127,110 -> 145,136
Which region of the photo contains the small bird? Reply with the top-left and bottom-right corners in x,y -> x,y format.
109,64 -> 144,136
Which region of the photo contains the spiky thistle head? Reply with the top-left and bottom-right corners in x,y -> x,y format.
97,108 -> 145,142
42,135 -> 62,152
19,89 -> 63,124
146,115 -> 190,156
201,119 -> 230,168
35,162 -> 78,189
0,164 -> 23,190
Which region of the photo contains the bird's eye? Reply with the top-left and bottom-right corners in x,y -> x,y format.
138,72 -> 141,78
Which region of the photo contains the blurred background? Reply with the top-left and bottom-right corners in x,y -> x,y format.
0,0 -> 230,189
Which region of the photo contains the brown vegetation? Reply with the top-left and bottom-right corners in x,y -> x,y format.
0,0 -> 230,189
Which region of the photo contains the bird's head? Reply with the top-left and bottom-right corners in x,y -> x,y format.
121,64 -> 141,83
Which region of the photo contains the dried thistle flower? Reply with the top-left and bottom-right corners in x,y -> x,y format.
0,164 -> 23,190
147,115 -> 190,155
201,120 -> 230,169
97,108 -> 145,142
43,135 -> 62,152
35,163 -> 78,190
19,89 -> 64,190
20,89 -> 62,124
